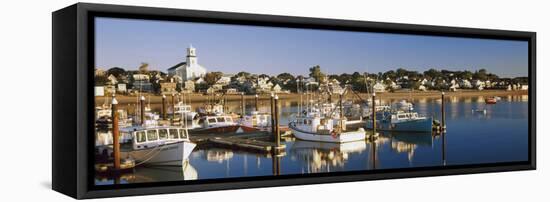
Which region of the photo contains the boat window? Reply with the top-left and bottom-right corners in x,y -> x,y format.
198,118 -> 204,125
217,117 -> 225,123
135,131 -> 146,143
147,130 -> 158,141
226,117 -> 233,122
179,129 -> 187,139
208,118 -> 217,123
169,129 -> 179,139
398,115 -> 406,119
158,129 -> 168,140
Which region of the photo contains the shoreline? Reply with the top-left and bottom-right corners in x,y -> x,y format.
96,90 -> 528,105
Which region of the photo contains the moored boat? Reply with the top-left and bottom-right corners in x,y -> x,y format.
365,110 -> 433,132
289,114 -> 366,143
96,126 -> 196,166
485,97 -> 497,104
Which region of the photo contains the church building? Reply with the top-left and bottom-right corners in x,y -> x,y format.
168,45 -> 207,81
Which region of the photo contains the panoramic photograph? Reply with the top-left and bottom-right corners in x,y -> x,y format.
93,17 -> 529,185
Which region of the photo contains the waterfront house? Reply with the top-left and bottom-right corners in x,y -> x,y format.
216,74 -> 233,86
373,82 -> 386,93
116,83 -> 127,94
184,80 -> 195,92
167,45 -> 207,81
225,88 -> 240,94
194,77 -> 205,84
418,84 -> 427,91
107,74 -> 118,85
95,86 -> 105,96
132,73 -> 153,92
520,84 -> 529,90
460,79 -> 472,89
95,68 -> 106,77
160,82 -> 178,95
272,84 -> 282,93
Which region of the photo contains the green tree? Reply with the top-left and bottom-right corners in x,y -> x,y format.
204,71 -> 223,85
236,71 -> 251,78
107,67 -> 126,78
309,65 -> 326,83
277,72 -> 295,81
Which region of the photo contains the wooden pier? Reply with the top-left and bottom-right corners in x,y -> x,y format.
190,129 -> 288,154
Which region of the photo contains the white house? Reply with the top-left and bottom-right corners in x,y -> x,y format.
107,74 -> 118,85
272,84 -> 282,93
116,83 -> 127,93
373,82 -> 386,93
418,85 -> 427,91
216,74 -> 233,86
460,79 -> 472,89
520,84 -> 529,90
167,45 -> 207,81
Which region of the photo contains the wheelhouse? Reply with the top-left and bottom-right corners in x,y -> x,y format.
120,126 -> 190,150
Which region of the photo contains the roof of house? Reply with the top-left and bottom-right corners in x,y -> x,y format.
167,62 -> 187,71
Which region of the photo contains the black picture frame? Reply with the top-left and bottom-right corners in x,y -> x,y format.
52,3 -> 536,199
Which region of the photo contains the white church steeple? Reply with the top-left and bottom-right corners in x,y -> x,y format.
186,44 -> 197,65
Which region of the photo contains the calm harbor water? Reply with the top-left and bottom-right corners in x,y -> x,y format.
95,95 -> 529,185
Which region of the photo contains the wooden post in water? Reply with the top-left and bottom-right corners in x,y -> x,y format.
270,93 -> 275,133
255,94 -> 259,112
111,97 -> 120,170
171,93 -> 175,121
241,92 -> 245,118
274,95 -> 280,147
140,96 -> 145,125
372,93 -> 376,137
339,93 -> 344,132
162,94 -> 166,120
441,92 -> 446,132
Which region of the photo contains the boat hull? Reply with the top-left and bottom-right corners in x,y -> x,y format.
190,125 -> 259,134
289,123 -> 366,143
365,117 -> 433,132
122,141 -> 196,166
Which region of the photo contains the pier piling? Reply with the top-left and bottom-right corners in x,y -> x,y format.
171,93 -> 175,121
140,96 -> 145,125
270,93 -> 275,133
162,94 -> 166,120
372,93 -> 377,137
241,92 -> 245,118
111,97 -> 120,170
441,92 -> 446,132
255,94 -> 259,112
274,95 -> 280,147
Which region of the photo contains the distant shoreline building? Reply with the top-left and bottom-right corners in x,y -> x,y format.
168,45 -> 207,82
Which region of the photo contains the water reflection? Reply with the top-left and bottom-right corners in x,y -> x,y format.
290,141 -> 367,173
96,95 -> 528,184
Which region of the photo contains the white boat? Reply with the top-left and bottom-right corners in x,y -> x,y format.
240,111 -> 271,131
97,126 -> 196,166
289,114 -> 366,143
172,101 -> 201,129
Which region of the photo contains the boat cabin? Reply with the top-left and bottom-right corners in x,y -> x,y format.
293,116 -> 335,134
120,126 -> 190,150
242,111 -> 271,127
391,111 -> 425,122
198,115 -> 236,129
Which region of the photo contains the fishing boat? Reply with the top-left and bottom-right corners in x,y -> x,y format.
364,100 -> 433,132
172,101 -> 201,129
485,97 -> 497,104
192,115 -> 259,134
96,126 -> 196,166
289,113 -> 366,143
365,110 -> 433,132
240,111 -> 272,131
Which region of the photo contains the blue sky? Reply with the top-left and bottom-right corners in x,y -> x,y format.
95,17 -> 528,78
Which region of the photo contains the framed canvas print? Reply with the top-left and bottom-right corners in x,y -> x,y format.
52,3 -> 536,199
